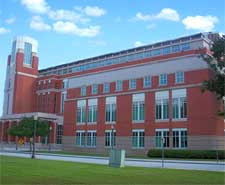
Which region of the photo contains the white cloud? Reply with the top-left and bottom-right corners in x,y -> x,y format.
0,27 -> 10,34
84,6 -> 106,17
53,21 -> 100,37
21,0 -> 50,14
5,17 -> 16,24
134,41 -> 145,47
48,9 -> 90,23
182,15 -> 218,31
146,23 -> 156,30
134,8 -> 180,22
30,16 -> 51,31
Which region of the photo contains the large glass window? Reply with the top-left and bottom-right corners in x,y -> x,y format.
132,94 -> 145,122
61,92 -> 66,113
106,97 -> 116,123
105,130 -> 116,147
132,130 -> 145,148
175,71 -> 184,84
87,131 -> 96,147
88,99 -> 98,123
159,74 -> 167,86
172,45 -> 180,52
56,125 -> 63,144
76,131 -> 85,146
129,79 -> 137,89
116,80 -> 123,91
181,43 -> 190,51
155,129 -> 169,148
173,129 -> 187,148
162,47 -> 170,55
155,91 -> 169,120
172,89 -> 187,119
77,100 -> 86,124
24,42 -> 32,65
143,76 -> 151,88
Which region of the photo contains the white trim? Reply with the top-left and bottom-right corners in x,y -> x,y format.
132,129 -> 144,132
17,72 -> 37,78
155,128 -> 169,131
172,128 -> 187,131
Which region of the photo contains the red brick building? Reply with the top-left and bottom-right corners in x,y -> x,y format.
0,33 -> 224,155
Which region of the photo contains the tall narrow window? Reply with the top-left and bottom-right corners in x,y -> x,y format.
155,129 -> 169,148
132,129 -> 145,148
173,129 -> 187,148
61,92 -> 66,113
103,83 -> 110,93
175,71 -> 184,84
172,89 -> 187,119
129,79 -> 136,89
42,94 -> 45,112
159,74 -> 167,86
53,94 -> 56,113
132,93 -> 145,122
92,84 -> 98,94
24,42 -> 32,65
105,130 -> 116,147
76,131 -> 85,146
155,91 -> 169,120
143,76 -> 151,88
105,97 -> 116,123
81,86 -> 86,96
87,131 -> 96,147
77,100 -> 86,124
47,93 -> 50,113
116,80 -> 123,91
56,125 -> 63,144
88,99 -> 98,123
63,79 -> 68,89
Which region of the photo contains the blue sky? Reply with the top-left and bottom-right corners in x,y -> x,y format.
0,0 -> 224,116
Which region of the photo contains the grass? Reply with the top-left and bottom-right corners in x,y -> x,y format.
1,156 -> 224,185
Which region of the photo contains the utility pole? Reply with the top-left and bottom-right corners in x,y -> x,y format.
31,115 -> 37,159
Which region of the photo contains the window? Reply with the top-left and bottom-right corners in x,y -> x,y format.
173,129 -> 187,148
92,84 -> 98,94
76,131 -> 85,146
24,42 -> 32,65
47,80 -> 51,88
129,79 -> 136,89
106,97 -> 116,123
77,100 -> 86,124
56,125 -> 63,144
175,71 -> 184,84
103,83 -> 110,93
152,49 -> 161,56
172,89 -> 187,119
87,131 -> 96,147
88,99 -> 98,123
163,47 -> 170,55
116,80 -> 123,91
46,93 -> 50,113
132,130 -> 145,148
132,94 -> 145,122
181,43 -> 190,51
155,129 -> 169,148
172,45 -> 180,52
155,91 -> 169,120
81,86 -> 86,96
63,79 -> 68,89
42,94 -> 45,112
61,92 -> 66,113
159,74 -> 167,86
143,76 -> 151,88
105,130 -> 116,147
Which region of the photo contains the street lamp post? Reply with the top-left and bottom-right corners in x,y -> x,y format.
161,137 -> 165,168
48,126 -> 52,151
111,124 -> 115,150
31,115 -> 38,159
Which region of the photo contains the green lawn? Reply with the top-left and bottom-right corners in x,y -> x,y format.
1,156 -> 224,185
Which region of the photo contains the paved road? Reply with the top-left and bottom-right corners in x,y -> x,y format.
1,151 -> 224,172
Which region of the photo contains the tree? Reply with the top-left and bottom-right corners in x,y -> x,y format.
8,117 -> 50,158
202,35 -> 225,116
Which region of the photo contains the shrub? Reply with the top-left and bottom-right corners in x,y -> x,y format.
147,149 -> 225,159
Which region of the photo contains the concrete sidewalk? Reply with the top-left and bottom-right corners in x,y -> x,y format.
1,151 -> 224,172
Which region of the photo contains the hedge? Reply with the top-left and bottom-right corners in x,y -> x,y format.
147,149 -> 225,159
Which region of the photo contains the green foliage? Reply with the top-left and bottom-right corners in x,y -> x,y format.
8,117 -> 50,138
147,149 -> 225,159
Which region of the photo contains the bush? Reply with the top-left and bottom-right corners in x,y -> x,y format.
147,149 -> 225,159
